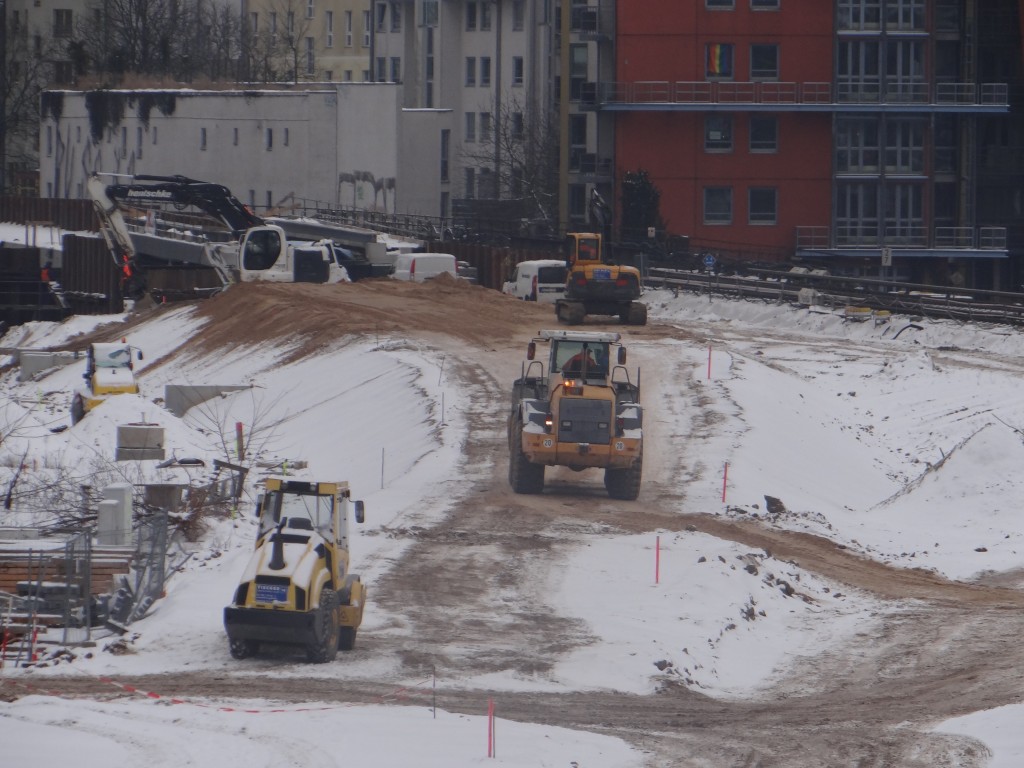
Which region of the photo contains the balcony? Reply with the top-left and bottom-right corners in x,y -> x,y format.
796,225 -> 1007,254
595,81 -> 1008,114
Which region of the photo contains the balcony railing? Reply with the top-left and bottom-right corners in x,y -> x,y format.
796,225 -> 1007,250
597,81 -> 1008,107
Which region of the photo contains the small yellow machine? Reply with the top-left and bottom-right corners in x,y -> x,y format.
508,330 -> 643,499
70,341 -> 142,424
224,478 -> 366,663
555,233 -> 647,326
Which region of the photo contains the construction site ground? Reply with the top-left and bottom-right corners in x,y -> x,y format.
6,275 -> 1024,767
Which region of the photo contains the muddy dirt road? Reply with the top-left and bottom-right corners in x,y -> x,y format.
32,279 -> 1024,766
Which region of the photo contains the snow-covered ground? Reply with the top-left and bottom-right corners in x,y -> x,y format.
2,288 -> 1024,765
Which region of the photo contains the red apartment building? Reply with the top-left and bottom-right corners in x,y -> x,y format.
582,1 -> 1014,288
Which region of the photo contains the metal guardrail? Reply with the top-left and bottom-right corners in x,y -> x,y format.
645,266 -> 1024,327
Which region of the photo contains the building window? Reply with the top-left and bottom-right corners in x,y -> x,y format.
513,0 -> 525,30
305,37 -> 315,74
886,0 -> 924,31
749,188 -> 777,224
344,70 -> 353,81
391,2 -> 401,31
885,119 -> 924,173
54,61 -> 73,85
269,12 -> 277,42
750,44 -> 778,80
837,0 -> 882,31
705,43 -> 733,79
363,10 -> 371,46
465,167 -> 476,199
250,12 -> 258,33
465,57 -> 476,86
837,40 -> 881,101
835,117 -> 880,172
345,11 -> 353,46
137,127 -> 143,158
306,0 -> 314,19
375,2 -> 386,32
326,11 -> 334,47
703,187 -> 733,224
284,128 -> 290,146
749,115 -> 777,152
325,70 -> 333,80
568,184 -> 586,222
376,57 -> 386,81
266,128 -> 273,150
836,182 -> 879,244
362,69 -> 370,81
481,1 -> 492,30
466,1 -> 477,30
233,127 -> 239,146
441,191 -> 450,219
751,0 -> 779,7
885,183 -> 923,241
480,112 -> 492,142
53,8 -> 73,37
512,112 -> 525,140
423,1 -> 439,26
704,115 -> 733,151
512,56 -> 524,86
390,57 -> 401,82
286,11 -> 294,35
480,57 -> 491,87
465,112 -> 476,142
441,129 -> 450,182
200,127 -> 207,151
706,0 -> 734,8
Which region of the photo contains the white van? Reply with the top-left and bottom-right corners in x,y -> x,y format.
390,252 -> 458,282
502,259 -> 569,303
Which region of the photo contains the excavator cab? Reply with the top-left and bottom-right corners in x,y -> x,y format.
565,233 -> 604,268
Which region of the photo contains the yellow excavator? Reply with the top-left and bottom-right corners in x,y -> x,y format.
555,232 -> 648,325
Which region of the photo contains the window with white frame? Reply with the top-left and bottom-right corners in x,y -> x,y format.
481,57 -> 491,87
513,0 -> 524,30
703,187 -> 732,224
326,11 -> 333,47
266,128 -> 273,150
345,11 -> 352,46
376,57 -> 386,81
286,11 -> 294,34
390,57 -> 401,82
306,0 -> 314,19
706,0 -> 734,7
751,0 -> 779,7
466,1 -> 477,30
480,112 -> 492,142
305,37 -> 315,74
465,167 -> 476,199
363,10 -> 371,46
481,1 -> 491,29
749,115 -> 778,152
390,2 -> 401,31
375,2 -> 386,32
465,112 -> 476,141
422,0 -> 438,26
749,188 -> 777,224
705,115 -> 733,151
512,112 -> 524,140
750,44 -> 779,79
512,56 -> 524,86
466,56 -> 476,86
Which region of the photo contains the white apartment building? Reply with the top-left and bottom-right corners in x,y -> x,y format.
38,84 -> 455,218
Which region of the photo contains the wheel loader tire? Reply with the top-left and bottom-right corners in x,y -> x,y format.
70,394 -> 86,425
557,301 -> 586,325
229,638 -> 259,660
627,302 -> 648,326
338,626 -> 357,651
508,418 -> 545,494
605,450 -> 643,501
306,588 -> 340,663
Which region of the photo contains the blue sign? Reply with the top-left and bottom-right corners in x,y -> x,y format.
703,254 -> 716,268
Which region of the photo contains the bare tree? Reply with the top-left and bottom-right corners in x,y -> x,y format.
458,91 -> 560,235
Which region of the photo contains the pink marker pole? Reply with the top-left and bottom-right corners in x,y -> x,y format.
722,462 -> 729,503
655,535 -> 661,584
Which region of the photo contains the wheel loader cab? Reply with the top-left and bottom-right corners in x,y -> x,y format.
553,340 -> 609,381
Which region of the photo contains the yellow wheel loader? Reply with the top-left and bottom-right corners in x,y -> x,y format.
508,330 -> 643,500
70,341 -> 143,425
223,478 -> 367,663
555,233 -> 647,326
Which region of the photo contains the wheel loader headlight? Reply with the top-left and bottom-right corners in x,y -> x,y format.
544,413 -> 554,432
